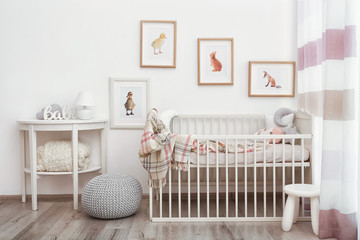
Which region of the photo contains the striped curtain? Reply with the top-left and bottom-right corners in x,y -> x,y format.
297,0 -> 358,239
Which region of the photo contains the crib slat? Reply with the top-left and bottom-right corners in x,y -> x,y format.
263,139 -> 266,217
292,139 -> 295,184
301,138 -> 305,217
160,181 -> 163,218
169,165 -> 172,218
188,118 -> 190,134
273,140 -> 276,217
235,139 -> 238,218
227,118 -> 230,135
178,169 -> 181,218
216,139 -> 219,218
226,140 -> 229,218
203,117 -> 205,135
180,118 -> 183,134
195,118 -> 198,134
250,118 -> 253,134
197,140 -> 200,218
254,140 -> 257,218
149,182 -> 153,220
188,152 -> 191,218
206,140 -> 210,218
242,119 -> 244,134
211,117 -> 213,135
244,139 -> 248,218
235,119 -> 238,135
219,118 -> 221,135
171,118 -> 177,132
282,140 -> 285,211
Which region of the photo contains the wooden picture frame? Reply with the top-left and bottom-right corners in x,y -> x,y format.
248,61 -> 295,97
140,20 -> 177,68
109,77 -> 150,129
198,38 -> 234,85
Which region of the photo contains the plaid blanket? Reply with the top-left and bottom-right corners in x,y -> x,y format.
139,109 -> 193,188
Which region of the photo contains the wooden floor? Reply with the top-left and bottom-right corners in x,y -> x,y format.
0,198 -> 320,240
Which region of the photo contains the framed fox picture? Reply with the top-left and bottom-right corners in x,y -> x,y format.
140,20 -> 177,68
198,38 -> 234,85
248,61 -> 295,97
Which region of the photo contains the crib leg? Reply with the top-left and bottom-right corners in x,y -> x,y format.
149,185 -> 153,221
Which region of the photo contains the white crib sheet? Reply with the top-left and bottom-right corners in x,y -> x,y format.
190,144 -> 310,165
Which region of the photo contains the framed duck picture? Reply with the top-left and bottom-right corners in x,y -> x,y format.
109,77 -> 150,129
140,20 -> 177,68
248,61 -> 295,97
198,38 -> 234,85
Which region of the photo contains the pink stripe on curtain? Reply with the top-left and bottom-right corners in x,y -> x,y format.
319,209 -> 356,239
297,26 -> 357,71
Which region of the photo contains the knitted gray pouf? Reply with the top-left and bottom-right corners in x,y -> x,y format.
81,173 -> 143,219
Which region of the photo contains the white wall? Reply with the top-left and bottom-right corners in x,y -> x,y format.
0,0 -> 297,195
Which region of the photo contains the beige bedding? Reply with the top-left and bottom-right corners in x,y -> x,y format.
190,144 -> 310,165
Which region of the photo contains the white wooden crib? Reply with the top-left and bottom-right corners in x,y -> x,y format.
149,111 -> 314,222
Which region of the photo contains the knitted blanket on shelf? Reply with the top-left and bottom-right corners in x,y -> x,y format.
37,141 -> 91,172
138,109 -> 193,189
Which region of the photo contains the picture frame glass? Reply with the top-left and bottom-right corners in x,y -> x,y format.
198,39 -> 233,85
249,62 -> 295,97
141,21 -> 175,67
110,79 -> 149,129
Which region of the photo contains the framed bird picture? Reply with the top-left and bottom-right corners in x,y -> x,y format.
140,20 -> 177,68
109,78 -> 150,129
198,38 -> 234,85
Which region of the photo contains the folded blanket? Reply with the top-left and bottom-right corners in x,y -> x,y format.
37,140 -> 91,172
139,109 -> 193,188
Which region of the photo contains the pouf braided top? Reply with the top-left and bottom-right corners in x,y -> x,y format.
81,173 -> 143,219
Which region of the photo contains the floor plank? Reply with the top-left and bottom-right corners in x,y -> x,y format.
0,198 -> 324,240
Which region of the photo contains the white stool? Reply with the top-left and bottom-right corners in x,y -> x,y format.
282,184 -> 320,235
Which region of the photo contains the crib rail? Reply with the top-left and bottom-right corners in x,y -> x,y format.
149,134 -> 312,222
171,114 -> 266,135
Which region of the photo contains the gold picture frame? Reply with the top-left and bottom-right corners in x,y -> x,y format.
248,61 -> 295,97
198,38 -> 234,85
140,20 -> 177,68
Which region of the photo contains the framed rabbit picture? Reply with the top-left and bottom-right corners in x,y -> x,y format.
109,77 -> 150,129
198,38 -> 234,85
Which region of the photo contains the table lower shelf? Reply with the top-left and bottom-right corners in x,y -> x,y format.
24,166 -> 102,175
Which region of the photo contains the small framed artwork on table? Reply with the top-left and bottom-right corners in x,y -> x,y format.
109,78 -> 150,129
248,61 -> 295,97
140,20 -> 177,68
198,38 -> 234,85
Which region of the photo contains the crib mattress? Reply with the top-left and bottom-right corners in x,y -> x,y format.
190,144 -> 310,165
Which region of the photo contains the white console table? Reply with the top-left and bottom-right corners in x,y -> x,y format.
17,119 -> 107,211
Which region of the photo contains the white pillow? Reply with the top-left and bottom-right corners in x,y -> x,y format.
281,113 -> 295,128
